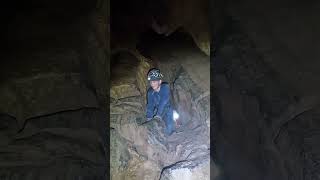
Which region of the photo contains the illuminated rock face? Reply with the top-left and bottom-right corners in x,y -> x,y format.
110,32 -> 210,179
110,3 -> 211,178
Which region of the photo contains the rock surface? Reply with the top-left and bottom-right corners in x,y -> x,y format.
0,73 -> 99,128
212,15 -> 320,180
110,31 -> 210,179
160,158 -> 210,180
111,0 -> 210,56
153,0 -> 210,55
0,1 -> 109,179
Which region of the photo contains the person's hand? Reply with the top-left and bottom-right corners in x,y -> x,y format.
153,115 -> 162,121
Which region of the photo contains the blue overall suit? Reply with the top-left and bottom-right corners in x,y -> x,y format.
146,83 -> 175,135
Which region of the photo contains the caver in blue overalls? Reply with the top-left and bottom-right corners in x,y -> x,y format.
146,68 -> 176,136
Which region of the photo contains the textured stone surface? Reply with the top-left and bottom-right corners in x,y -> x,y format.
152,0 -> 210,55
110,31 -> 210,180
212,13 -> 320,180
0,0 -> 109,178
0,73 -> 99,128
0,108 -> 107,179
160,158 -> 210,180
110,50 -> 151,102
110,129 -> 131,179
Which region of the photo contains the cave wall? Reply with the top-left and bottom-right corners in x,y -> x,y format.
0,0 -> 109,179
212,0 -> 320,179
228,0 -> 320,97
110,30 -> 210,180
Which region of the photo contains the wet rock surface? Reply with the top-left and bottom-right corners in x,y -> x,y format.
110,32 -> 210,179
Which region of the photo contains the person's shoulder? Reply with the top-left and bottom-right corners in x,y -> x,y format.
161,82 -> 170,90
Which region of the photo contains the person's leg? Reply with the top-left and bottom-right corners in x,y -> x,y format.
164,108 -> 175,135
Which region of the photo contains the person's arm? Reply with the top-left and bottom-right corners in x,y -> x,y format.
146,90 -> 155,119
155,84 -> 170,117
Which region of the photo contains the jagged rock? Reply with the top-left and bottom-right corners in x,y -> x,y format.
160,158 -> 210,180
110,18 -> 210,179
122,150 -> 162,180
111,129 -> 131,178
111,52 -> 140,98
111,51 -> 152,101
145,120 -> 167,146
111,84 -> 141,99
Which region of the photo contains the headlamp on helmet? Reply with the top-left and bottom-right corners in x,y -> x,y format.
147,68 -> 163,81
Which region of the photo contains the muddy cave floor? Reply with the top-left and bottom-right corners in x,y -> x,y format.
110,30 -> 210,179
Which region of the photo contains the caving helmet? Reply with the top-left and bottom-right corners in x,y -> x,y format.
147,68 -> 163,81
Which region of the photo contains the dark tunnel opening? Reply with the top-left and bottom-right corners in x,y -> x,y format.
136,28 -> 200,59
